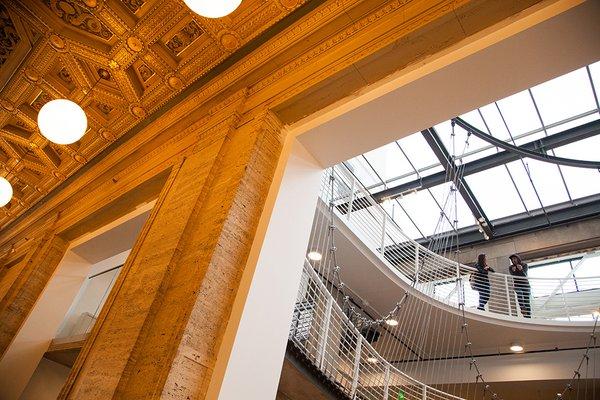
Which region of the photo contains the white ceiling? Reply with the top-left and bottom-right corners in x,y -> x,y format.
297,0 -> 600,167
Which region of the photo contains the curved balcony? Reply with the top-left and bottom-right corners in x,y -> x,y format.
291,259 -> 463,400
320,165 -> 600,323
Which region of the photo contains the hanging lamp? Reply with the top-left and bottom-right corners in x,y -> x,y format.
0,177 -> 13,207
37,99 -> 88,145
183,0 -> 242,18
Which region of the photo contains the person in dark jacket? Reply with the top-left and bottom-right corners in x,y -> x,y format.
473,254 -> 494,311
509,254 -> 531,318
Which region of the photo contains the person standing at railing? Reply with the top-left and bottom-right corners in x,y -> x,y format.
473,254 -> 495,311
509,254 -> 531,318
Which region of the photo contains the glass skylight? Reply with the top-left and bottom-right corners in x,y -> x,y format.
342,61 -> 600,241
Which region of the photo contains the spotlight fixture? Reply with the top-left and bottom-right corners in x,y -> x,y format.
366,356 -> 378,364
509,343 -> 523,352
385,319 -> 399,326
37,99 -> 88,145
183,0 -> 242,18
0,177 -> 12,207
307,251 -> 322,261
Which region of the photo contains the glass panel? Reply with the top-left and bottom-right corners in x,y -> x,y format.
530,68 -> 597,126
529,261 -> 576,297
345,157 -> 381,189
465,166 -> 525,220
504,161 -> 541,211
396,189 -> 445,238
479,103 -> 512,141
429,183 -> 476,229
545,112 -> 599,136
397,132 -> 440,171
496,90 -> 542,136
363,142 -> 414,183
588,61 -> 600,103
520,158 -> 569,206
390,200 -> 423,240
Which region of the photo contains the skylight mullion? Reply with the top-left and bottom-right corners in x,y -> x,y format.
586,65 -> 600,112
495,101 -> 549,220
477,108 -> 529,214
527,89 -> 573,203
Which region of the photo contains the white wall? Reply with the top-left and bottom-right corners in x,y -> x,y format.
297,0 -> 600,167
214,139 -> 324,399
0,251 -> 91,400
19,358 -> 71,400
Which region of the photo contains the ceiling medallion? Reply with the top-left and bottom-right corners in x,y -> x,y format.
99,128 -> 116,141
53,170 -> 66,180
126,35 -> 144,52
130,104 -> 146,118
23,67 -> 40,82
278,0 -> 299,9
219,32 -> 240,51
73,153 -> 87,164
167,75 -> 183,90
49,34 -> 66,51
97,68 -> 111,80
0,99 -> 15,112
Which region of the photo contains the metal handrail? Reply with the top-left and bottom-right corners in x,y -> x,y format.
323,165 -> 600,321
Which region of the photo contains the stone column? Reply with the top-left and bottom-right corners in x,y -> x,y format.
60,109 -> 286,399
0,232 -> 68,359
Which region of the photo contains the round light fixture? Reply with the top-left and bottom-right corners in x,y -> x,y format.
37,99 -> 87,145
308,251 -> 322,261
366,356 -> 378,364
0,177 -> 13,207
183,0 -> 242,18
509,343 -> 523,352
385,319 -> 399,326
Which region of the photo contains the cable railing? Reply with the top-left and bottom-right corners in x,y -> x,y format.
322,164 -> 600,322
290,259 -> 464,400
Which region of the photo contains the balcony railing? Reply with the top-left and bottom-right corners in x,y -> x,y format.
290,259 -> 463,400
323,164 -> 600,321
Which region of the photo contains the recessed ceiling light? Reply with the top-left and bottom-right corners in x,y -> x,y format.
366,356 -> 378,363
183,0 -> 242,18
385,319 -> 398,326
510,343 -> 523,352
307,251 -> 322,261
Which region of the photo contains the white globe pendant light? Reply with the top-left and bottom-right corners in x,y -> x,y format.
37,99 -> 88,145
0,177 -> 13,207
183,0 -> 242,18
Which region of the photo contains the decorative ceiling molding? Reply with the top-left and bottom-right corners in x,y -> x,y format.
0,0 -> 306,228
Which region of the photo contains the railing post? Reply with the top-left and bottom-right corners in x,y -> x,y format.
560,285 -> 571,321
380,213 -> 387,257
414,245 -> 420,284
317,295 -> 334,369
422,384 -> 427,400
347,176 -> 356,221
350,335 -> 362,398
383,364 -> 390,400
504,275 -> 512,316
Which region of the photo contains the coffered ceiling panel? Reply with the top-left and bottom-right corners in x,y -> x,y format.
0,0 -> 305,228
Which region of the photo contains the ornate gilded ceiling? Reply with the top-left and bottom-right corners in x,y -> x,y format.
0,0 -> 304,228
